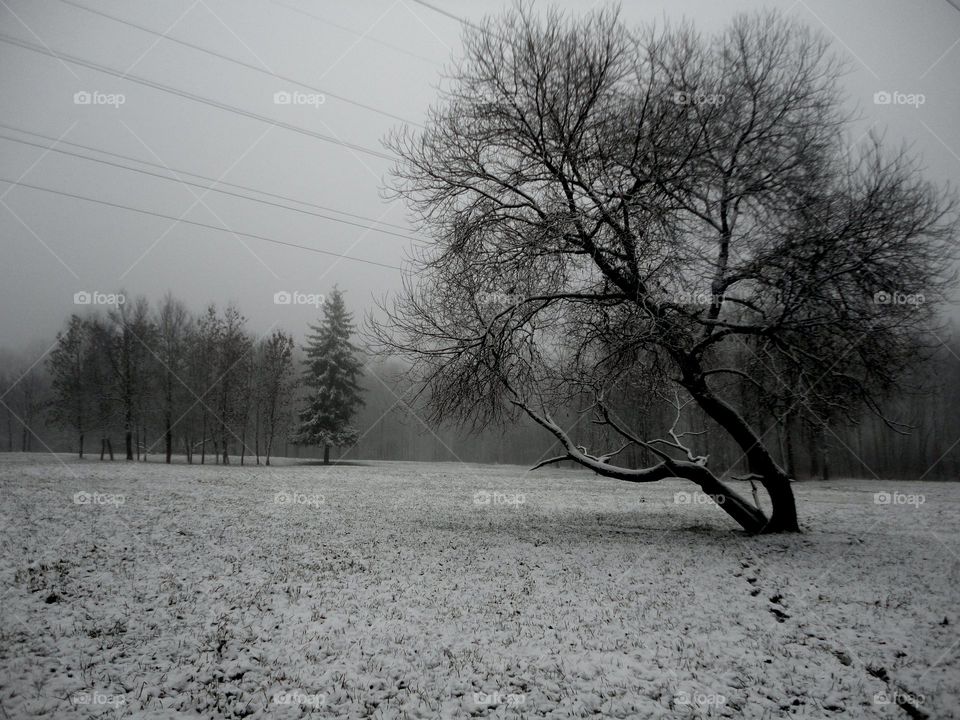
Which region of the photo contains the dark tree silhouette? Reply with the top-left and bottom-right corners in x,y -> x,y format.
373,7 -> 958,532
47,315 -> 94,458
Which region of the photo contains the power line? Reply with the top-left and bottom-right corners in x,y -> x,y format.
407,0 -> 486,33
55,0 -> 424,128
0,122 -> 410,231
0,32 -> 396,162
0,176 -> 403,270
270,0 -> 441,67
0,132 -> 419,241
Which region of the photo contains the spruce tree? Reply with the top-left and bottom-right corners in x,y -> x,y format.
293,289 -> 364,464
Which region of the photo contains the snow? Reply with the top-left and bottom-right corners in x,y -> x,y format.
0,453 -> 957,718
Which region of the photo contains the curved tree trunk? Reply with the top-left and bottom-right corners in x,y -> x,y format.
682,370 -> 799,533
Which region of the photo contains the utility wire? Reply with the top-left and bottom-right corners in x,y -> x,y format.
407,0 -> 486,33
0,32 -> 396,162
0,122 -> 409,231
270,0 -> 441,66
0,132 -> 418,241
55,0 -> 424,128
0,176 -> 403,270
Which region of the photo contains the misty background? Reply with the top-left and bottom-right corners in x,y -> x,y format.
1,0 -> 959,475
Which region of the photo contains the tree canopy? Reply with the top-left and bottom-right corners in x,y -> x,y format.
373,6 -> 959,533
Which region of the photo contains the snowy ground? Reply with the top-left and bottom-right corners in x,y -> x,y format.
0,453 -> 957,719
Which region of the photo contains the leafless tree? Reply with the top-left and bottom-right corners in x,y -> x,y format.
373,7 -> 958,532
47,315 -> 95,458
257,330 -> 296,466
154,294 -> 192,464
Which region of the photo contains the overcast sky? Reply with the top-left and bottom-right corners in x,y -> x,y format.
1,0 -> 958,352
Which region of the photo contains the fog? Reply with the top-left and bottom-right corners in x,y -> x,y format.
1,0 -> 958,349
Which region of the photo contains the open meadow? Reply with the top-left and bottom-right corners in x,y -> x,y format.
0,453 -> 956,718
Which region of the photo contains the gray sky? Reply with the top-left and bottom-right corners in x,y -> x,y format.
1,0 -> 958,350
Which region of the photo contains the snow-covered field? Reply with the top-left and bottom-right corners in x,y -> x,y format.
0,453 -> 956,719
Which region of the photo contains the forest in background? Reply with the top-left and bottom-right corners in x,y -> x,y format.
1,292 -> 959,480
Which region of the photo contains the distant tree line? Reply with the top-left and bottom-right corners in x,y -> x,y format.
1,297 -> 958,479
37,293 -> 297,465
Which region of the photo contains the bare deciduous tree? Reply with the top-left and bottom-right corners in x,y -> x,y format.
373,7 -> 958,532
48,315 -> 94,458
258,330 -> 296,466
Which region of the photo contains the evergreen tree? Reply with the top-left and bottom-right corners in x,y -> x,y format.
293,289 -> 364,464
48,314 -> 94,458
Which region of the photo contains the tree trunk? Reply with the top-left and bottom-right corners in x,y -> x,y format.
165,411 -> 172,464
107,438 -> 114,461
125,428 -> 133,461
254,407 -> 261,466
323,444 -> 330,465
78,432 -> 84,459
100,437 -> 105,461
807,422 -> 820,479
683,365 -> 799,533
200,410 -> 208,464
820,429 -> 830,482
783,411 -> 796,479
